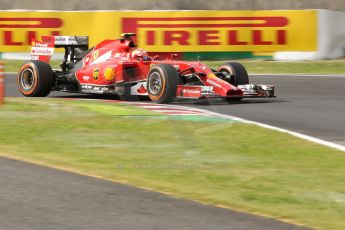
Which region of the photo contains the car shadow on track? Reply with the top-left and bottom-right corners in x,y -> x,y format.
50,94 -> 283,106
50,93 -> 117,100
174,98 -> 282,106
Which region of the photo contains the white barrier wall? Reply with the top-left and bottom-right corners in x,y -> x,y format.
318,10 -> 345,59
274,10 -> 345,60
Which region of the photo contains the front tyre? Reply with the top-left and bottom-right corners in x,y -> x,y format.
147,64 -> 179,104
18,60 -> 55,97
217,62 -> 249,102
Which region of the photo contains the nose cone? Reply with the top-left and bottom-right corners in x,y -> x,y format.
227,87 -> 243,97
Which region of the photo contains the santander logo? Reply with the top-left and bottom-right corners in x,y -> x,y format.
137,85 -> 147,94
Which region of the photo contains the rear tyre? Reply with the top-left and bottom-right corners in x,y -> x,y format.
217,62 -> 249,102
18,61 -> 55,97
147,64 -> 179,104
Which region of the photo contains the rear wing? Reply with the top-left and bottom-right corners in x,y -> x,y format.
31,36 -> 89,63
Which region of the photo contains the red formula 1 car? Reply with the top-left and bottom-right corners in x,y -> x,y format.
18,33 -> 274,104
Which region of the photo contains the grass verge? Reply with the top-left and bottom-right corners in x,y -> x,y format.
0,98 -> 345,230
2,59 -> 345,74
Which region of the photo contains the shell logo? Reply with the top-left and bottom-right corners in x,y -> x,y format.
103,67 -> 116,81
207,73 -> 218,79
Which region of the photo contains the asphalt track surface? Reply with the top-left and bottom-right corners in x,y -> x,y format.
0,157 -> 308,230
188,74 -> 345,146
5,73 -> 345,146
3,72 -> 344,230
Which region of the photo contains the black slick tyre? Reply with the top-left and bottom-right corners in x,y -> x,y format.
217,62 -> 249,102
18,60 -> 55,97
146,64 -> 179,104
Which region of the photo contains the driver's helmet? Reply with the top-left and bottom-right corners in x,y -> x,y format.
131,48 -> 149,60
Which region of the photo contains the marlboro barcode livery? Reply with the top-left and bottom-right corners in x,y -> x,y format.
17,34 -> 275,104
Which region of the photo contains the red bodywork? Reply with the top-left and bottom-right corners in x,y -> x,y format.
75,38 -> 240,98
30,35 -> 274,100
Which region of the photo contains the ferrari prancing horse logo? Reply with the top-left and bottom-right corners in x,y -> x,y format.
92,50 -> 99,60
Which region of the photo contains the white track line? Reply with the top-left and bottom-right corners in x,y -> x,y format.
81,99 -> 345,152
158,112 -> 204,116
125,101 -> 345,152
138,106 -> 173,109
151,110 -> 201,113
177,105 -> 345,152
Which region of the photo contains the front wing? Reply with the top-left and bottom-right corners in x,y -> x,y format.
176,84 -> 275,99
129,82 -> 275,99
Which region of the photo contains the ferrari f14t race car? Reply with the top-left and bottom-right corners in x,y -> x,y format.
18,33 -> 275,104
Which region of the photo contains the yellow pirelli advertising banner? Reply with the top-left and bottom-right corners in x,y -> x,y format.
0,10 -> 317,52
